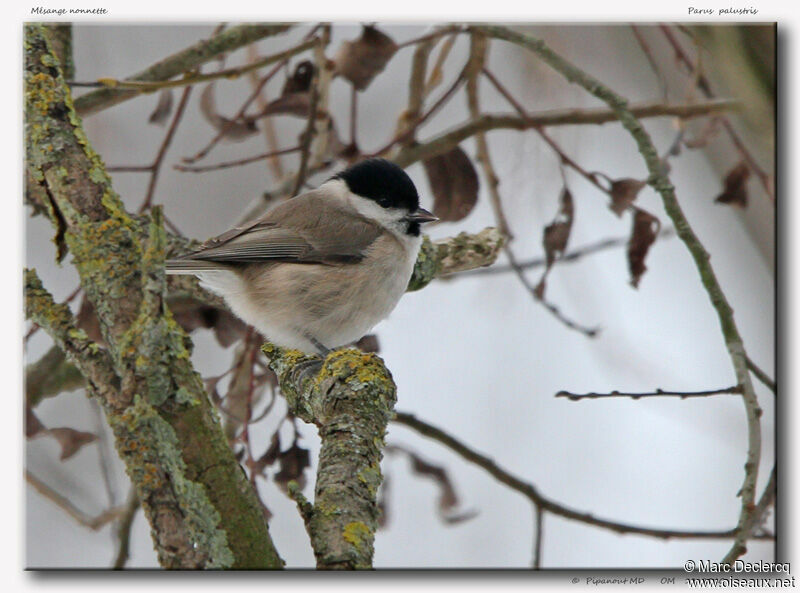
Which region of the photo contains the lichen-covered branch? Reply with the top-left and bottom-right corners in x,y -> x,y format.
476,24 -> 761,563
265,345 -> 397,569
25,270 -> 120,405
407,227 -> 506,291
73,24 -> 292,117
25,24 -> 282,569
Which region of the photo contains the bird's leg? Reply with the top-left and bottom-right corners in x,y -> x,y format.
290,333 -> 331,382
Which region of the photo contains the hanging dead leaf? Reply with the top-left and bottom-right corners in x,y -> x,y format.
25,406 -> 45,438
167,296 -> 246,347
48,427 -> 97,460
386,445 -> 477,526
148,89 -> 173,126
423,146 -> 479,222
542,187 -> 574,268
282,60 -> 315,95
259,93 -> 311,118
628,208 -> 661,289
715,161 -> 750,208
333,25 -> 398,91
274,441 -> 311,491
200,82 -> 259,141
251,432 -> 282,475
608,178 -> 646,217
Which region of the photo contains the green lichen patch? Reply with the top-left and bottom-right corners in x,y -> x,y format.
110,396 -> 234,569
407,234 -> 440,292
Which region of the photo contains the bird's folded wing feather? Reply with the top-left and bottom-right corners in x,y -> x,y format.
171,190 -> 382,265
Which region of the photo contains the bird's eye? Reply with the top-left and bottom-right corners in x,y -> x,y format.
377,198 -> 391,208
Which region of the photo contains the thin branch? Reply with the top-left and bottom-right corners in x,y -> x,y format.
26,470 -> 126,530
458,228 -> 676,278
392,411 -> 771,541
476,24 -> 762,565
74,24 -> 293,116
139,84 -> 193,212
112,488 -> 140,569
246,44 -> 285,180
87,40 -> 317,94
556,385 -> 743,401
392,99 -> 737,168
746,356 -> 776,394
174,146 -> 301,173
292,54 -> 320,196
395,25 -> 465,50
533,505 -> 544,569
482,67 -> 607,193
630,25 -> 669,100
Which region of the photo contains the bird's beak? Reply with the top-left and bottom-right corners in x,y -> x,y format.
404,207 -> 438,223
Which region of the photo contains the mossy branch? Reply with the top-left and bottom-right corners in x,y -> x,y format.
25,24 -> 282,569
73,24 -> 292,116
265,344 -> 397,569
476,24 -> 761,563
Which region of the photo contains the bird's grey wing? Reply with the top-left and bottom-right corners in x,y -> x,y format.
175,190 -> 382,265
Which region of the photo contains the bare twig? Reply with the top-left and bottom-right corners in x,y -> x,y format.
556,385 -> 743,401
392,412 -> 771,541
395,25 -> 465,50
392,99 -> 737,168
630,25 -> 669,100
246,45 -> 285,180
112,488 -> 140,569
26,470 -> 126,531
174,146 -> 301,173
746,356 -> 776,394
458,228 -> 676,278
533,505 -> 544,569
139,84 -> 193,212
481,67 -> 608,194
87,40 -> 317,94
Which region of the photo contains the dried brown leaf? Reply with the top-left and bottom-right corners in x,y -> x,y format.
715,161 -> 750,208
609,178 -> 646,217
25,406 -> 45,438
274,442 -> 310,491
423,146 -> 479,222
251,432 -> 281,475
200,82 -> 259,141
628,208 -> 661,288
148,89 -> 173,125
281,60 -> 315,95
333,25 -> 398,91
387,445 -> 476,526
260,93 -> 311,118
48,427 -> 97,460
542,187 -> 574,267
168,297 -> 246,347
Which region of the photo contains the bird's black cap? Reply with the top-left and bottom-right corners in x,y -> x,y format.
333,158 -> 421,213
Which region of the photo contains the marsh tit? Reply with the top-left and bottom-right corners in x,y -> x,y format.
166,158 -> 437,355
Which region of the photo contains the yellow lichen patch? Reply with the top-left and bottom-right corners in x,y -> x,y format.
342,521 -> 371,551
